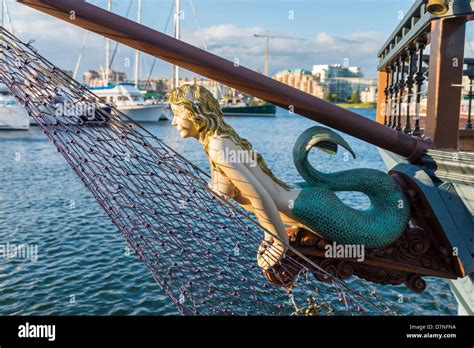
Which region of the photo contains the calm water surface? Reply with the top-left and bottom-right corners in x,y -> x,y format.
0,108 -> 457,315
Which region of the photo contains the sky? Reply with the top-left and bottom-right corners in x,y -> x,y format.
6,0 -> 418,82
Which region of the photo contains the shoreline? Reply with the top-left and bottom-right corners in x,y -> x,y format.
334,102 -> 377,109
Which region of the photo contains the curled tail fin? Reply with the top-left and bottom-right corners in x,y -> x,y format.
292,126 -> 356,186
291,127 -> 411,248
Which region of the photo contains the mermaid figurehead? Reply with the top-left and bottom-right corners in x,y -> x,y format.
168,84 -> 293,270
168,84 -> 411,273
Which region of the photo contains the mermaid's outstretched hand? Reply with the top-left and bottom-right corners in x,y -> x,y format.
257,236 -> 288,271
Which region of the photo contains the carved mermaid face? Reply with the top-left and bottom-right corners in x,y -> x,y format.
170,104 -> 199,139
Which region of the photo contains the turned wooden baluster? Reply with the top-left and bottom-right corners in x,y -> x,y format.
413,41 -> 426,136
383,67 -> 391,126
404,48 -> 415,134
388,64 -> 396,127
391,61 -> 400,128
397,55 -> 406,131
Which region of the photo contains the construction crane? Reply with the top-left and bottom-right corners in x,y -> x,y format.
253,31 -> 305,76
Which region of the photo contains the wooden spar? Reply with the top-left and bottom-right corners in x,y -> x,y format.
17,0 -> 432,162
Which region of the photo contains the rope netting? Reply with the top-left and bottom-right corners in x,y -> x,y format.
0,27 -> 397,315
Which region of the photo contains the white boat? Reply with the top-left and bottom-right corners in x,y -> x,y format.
0,83 -> 30,130
88,83 -> 169,122
47,0 -> 169,126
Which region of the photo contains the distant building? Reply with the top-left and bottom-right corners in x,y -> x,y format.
312,64 -> 362,83
361,86 -> 378,103
273,68 -> 325,98
83,69 -> 127,87
181,77 -> 232,99
309,64 -> 377,101
325,77 -> 377,102
137,79 -> 168,93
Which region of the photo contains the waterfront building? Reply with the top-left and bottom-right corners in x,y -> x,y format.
310,64 -> 377,102
312,64 -> 362,83
83,69 -> 128,87
137,79 -> 169,94
326,77 -> 378,102
360,86 -> 378,103
170,77 -> 232,99
273,68 -> 325,98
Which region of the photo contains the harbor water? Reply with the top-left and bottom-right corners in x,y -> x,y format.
0,108 -> 457,315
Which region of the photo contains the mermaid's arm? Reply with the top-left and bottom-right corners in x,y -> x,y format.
208,160 -> 236,200
209,137 -> 289,269
209,159 -> 255,212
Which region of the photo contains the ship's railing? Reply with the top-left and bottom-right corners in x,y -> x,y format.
376,0 -> 474,151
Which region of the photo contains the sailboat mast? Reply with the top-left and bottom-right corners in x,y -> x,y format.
2,0 -> 13,34
134,0 -> 142,87
173,0 -> 180,89
264,31 -> 269,76
104,0 -> 111,86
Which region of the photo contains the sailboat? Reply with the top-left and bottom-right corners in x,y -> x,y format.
84,0 -> 168,122
89,83 -> 168,122
0,83 -> 29,130
0,0 -> 29,130
172,0 -> 180,90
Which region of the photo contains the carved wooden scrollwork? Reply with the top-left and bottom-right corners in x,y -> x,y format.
264,174 -> 463,292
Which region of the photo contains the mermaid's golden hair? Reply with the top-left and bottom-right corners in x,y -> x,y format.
167,84 -> 289,190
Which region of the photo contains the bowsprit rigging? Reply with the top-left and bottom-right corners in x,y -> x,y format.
0,27 -> 394,315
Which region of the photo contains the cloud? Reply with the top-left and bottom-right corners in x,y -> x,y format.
315,32 -> 338,46
7,0 -> 384,79
6,0 -> 105,73
182,25 -> 384,76
7,1 -> 82,41
15,19 -> 87,43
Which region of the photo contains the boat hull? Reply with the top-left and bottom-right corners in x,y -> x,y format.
30,103 -> 169,125
119,104 -> 168,122
377,147 -> 474,316
222,104 -> 276,117
0,104 -> 30,130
